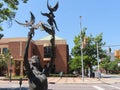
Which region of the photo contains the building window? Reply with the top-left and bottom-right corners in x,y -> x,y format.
2,48 -> 8,54
44,46 -> 52,58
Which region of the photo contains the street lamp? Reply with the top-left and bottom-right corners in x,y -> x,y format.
9,56 -> 13,82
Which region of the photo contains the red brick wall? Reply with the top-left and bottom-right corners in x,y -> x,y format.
37,45 -> 49,67
0,39 -> 69,74
55,44 -> 69,73
9,42 -> 21,58
9,41 -> 33,59
36,44 -> 69,73
22,41 -> 32,58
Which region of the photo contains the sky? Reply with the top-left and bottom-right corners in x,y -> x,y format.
2,0 -> 120,53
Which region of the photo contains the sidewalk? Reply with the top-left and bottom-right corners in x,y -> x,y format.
48,77 -> 120,84
0,77 -> 120,84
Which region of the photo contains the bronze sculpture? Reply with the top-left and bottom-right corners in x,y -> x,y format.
24,29 -> 48,90
15,0 -> 59,89
40,0 -> 59,76
15,12 -> 48,90
41,0 -> 59,31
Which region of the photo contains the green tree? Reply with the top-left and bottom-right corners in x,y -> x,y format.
0,50 -> 14,76
0,54 -> 8,75
69,56 -> 81,73
100,56 -> 111,74
70,28 -> 106,75
0,0 -> 28,38
108,59 -> 120,74
0,54 -> 6,68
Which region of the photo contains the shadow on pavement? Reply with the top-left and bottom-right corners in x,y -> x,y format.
0,88 -> 53,90
0,87 -> 28,90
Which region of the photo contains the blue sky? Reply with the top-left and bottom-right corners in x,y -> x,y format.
2,0 -> 120,53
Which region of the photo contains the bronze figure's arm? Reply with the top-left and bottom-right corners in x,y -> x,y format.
23,30 -> 33,71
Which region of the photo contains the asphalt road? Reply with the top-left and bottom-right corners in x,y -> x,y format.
49,83 -> 120,90
0,75 -> 120,90
0,83 -> 120,90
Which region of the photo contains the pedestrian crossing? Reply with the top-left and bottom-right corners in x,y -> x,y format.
92,85 -> 120,90
108,85 -> 120,90
93,86 -> 105,90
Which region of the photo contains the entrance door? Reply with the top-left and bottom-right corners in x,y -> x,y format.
15,61 -> 20,76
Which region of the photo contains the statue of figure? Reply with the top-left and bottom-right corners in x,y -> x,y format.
15,11 -> 55,90
15,0 -> 59,89
23,29 -> 48,90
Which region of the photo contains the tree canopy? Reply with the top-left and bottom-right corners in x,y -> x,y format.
69,28 -> 107,75
100,57 -> 120,74
0,0 -> 28,38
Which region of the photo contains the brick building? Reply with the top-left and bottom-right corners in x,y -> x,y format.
0,35 -> 69,76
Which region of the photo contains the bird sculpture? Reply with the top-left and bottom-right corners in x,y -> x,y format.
15,11 -> 35,27
15,12 -> 44,36
47,0 -> 58,12
41,0 -> 59,31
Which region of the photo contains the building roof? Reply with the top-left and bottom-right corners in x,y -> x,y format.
0,37 -> 27,43
39,35 -> 64,40
34,35 -> 67,45
0,36 -> 67,45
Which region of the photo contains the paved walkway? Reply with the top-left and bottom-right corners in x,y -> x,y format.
47,77 -> 120,84
0,77 -> 120,85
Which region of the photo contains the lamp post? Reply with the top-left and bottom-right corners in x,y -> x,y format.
9,56 -> 13,82
80,16 -> 84,81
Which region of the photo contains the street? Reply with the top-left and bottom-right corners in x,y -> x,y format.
0,83 -> 120,90
0,76 -> 120,90
49,83 -> 120,90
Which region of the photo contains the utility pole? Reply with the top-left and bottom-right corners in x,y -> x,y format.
80,16 -> 84,82
97,43 -> 100,80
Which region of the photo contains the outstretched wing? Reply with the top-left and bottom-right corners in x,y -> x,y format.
41,23 -> 53,35
15,20 -> 28,27
15,11 -> 35,27
47,0 -> 59,12
30,11 -> 35,25
41,12 -> 49,17
52,2 -> 59,12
